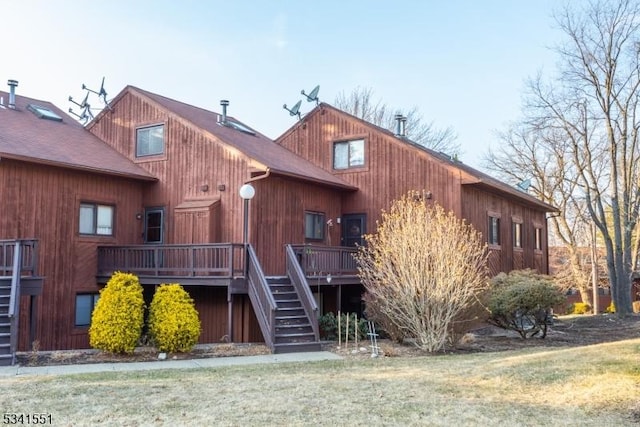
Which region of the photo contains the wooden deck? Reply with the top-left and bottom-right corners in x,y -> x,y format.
97,243 -> 360,286
97,243 -> 246,286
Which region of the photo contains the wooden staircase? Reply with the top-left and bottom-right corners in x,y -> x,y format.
0,282 -> 14,366
267,276 -> 321,353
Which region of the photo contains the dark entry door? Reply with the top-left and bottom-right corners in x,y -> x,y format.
341,214 -> 366,247
144,208 -> 164,244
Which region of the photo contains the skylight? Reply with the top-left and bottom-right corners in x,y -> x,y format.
221,119 -> 256,135
27,104 -> 63,122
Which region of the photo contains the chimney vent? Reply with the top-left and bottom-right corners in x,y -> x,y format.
220,99 -> 229,124
7,80 -> 18,109
400,116 -> 407,137
394,113 -> 403,136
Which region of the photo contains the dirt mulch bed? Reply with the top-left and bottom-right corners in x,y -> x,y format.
16,314 -> 640,367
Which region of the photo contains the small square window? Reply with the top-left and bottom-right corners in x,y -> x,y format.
75,293 -> 100,327
305,212 -> 325,240
488,216 -> 500,246
513,222 -> 522,248
333,139 -> 365,169
79,203 -> 114,236
136,125 -> 164,157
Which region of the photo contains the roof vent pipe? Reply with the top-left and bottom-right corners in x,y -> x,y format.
400,116 -> 407,137
7,80 -> 18,109
220,99 -> 229,124
394,113 -> 403,136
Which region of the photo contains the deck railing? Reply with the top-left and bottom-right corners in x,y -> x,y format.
290,244 -> 358,277
246,245 -> 276,351
97,243 -> 246,278
286,245 -> 319,340
0,239 -> 39,277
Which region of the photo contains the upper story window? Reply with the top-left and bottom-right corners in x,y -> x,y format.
136,124 -> 164,157
488,215 -> 501,246
305,211 -> 325,241
333,139 -> 365,169
79,203 -> 114,236
513,221 -> 522,249
535,227 -> 542,251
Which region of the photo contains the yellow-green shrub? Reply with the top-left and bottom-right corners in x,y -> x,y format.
89,272 -> 145,353
570,302 -> 591,315
605,302 -> 616,313
148,284 -> 201,352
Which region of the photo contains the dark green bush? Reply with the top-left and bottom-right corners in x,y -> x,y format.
148,284 -> 201,352
488,269 -> 564,339
89,272 -> 145,353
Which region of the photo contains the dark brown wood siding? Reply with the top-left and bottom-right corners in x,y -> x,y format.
277,107 -> 463,240
88,91 -> 253,247
277,107 -> 551,277
250,176 -> 343,275
461,185 -> 549,276
0,159 -> 145,350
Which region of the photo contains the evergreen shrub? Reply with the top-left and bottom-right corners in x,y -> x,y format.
89,272 -> 145,353
149,284 -> 201,352
488,269 -> 564,339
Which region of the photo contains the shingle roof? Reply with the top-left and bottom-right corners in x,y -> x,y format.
0,91 -> 155,181
121,87 -> 355,190
287,103 -> 557,212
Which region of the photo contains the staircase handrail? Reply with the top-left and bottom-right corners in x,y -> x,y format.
8,242 -> 22,319
285,244 -> 319,341
246,245 -> 277,351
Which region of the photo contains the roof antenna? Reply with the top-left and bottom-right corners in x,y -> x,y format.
283,100 -> 302,120
301,85 -> 320,105
68,77 -> 112,124
83,77 -> 108,104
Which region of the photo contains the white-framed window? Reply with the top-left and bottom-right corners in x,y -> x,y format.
488,215 -> 501,246
75,293 -> 100,327
333,139 -> 365,169
535,227 -> 542,251
513,221 -> 522,249
136,124 -> 164,157
79,203 -> 114,236
305,211 -> 325,240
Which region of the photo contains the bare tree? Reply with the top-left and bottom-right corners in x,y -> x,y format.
355,191 -> 488,352
486,121 -> 595,304
489,0 -> 640,314
335,86 -> 460,155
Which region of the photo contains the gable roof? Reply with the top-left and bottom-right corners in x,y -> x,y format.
281,103 -> 557,212
91,86 -> 355,191
0,91 -> 156,181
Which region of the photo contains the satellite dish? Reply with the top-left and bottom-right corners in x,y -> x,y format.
301,85 -> 320,105
516,179 -> 531,192
283,100 -> 302,120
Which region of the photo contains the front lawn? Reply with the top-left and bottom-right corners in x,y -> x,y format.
2,337 -> 639,426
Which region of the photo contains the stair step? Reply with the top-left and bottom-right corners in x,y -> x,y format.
276,323 -> 312,330
269,285 -> 294,292
276,331 -> 316,339
273,342 -> 322,354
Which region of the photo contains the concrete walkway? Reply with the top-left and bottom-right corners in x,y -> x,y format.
0,352 -> 342,378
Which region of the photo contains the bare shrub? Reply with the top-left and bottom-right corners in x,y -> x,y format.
355,191 -> 489,352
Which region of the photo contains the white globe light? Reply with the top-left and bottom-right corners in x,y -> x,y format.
239,183 -> 255,200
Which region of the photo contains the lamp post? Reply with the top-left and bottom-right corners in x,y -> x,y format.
239,183 -> 255,275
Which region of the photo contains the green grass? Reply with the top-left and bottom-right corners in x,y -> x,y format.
2,339 -> 640,426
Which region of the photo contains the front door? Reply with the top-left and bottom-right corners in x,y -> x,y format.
144,207 -> 164,244
341,214 -> 366,247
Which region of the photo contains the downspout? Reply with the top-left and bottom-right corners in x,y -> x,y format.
228,168 -> 271,342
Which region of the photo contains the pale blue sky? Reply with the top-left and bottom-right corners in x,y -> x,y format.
4,1 -> 562,169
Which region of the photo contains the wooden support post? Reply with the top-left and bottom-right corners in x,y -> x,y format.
227,292 -> 234,343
